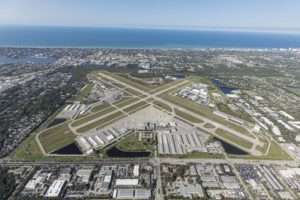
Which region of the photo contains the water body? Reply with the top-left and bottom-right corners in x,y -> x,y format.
52,143 -> 82,155
215,138 -> 248,155
0,55 -> 55,65
212,79 -> 238,94
106,147 -> 151,158
1,26 -> 300,48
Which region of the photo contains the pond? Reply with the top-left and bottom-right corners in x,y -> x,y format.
215,138 -> 249,155
212,79 -> 238,94
52,143 -> 82,155
106,147 -> 150,158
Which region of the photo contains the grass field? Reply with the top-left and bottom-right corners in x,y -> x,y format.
229,141 -> 292,160
153,100 -> 172,112
102,72 -> 153,92
261,141 -> 291,159
113,97 -> 139,108
188,75 -> 216,85
256,137 -> 269,154
161,92 -> 255,139
91,102 -> 110,113
76,83 -> 94,102
123,101 -> 149,113
150,80 -> 184,94
188,76 -> 223,96
175,109 -> 204,123
72,106 -> 115,127
204,123 -> 216,129
215,128 -> 253,150
127,104 -> 149,115
112,97 -> 131,105
12,133 -> 44,160
39,123 -> 76,153
77,111 -> 125,133
216,103 -> 255,123
12,133 -> 100,161
124,88 -> 144,96
115,132 -> 155,154
161,152 -> 225,159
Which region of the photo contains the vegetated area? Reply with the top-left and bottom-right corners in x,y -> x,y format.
0,166 -> 16,200
204,123 -> 216,129
71,106 -> 116,127
104,131 -> 155,158
188,75 -> 221,94
255,137 -> 269,153
90,102 -> 110,113
0,66 -> 90,157
102,71 -> 179,94
230,141 -> 292,160
117,132 -> 155,153
8,68 -> 291,162
122,101 -> 149,114
215,128 -> 253,149
161,151 -> 225,159
216,102 -> 254,123
149,79 -> 184,94
102,72 -> 154,92
76,111 -> 125,133
113,97 -> 140,108
12,133 -> 44,160
153,100 -> 172,112
38,122 -> 76,153
74,83 -> 94,103
124,87 -> 144,97
261,141 -> 292,160
160,89 -> 255,139
175,108 -> 204,124
12,129 -> 98,161
186,151 -> 225,159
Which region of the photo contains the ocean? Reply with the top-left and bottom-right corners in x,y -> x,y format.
1,26 -> 300,49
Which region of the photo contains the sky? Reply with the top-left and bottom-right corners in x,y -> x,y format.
1,0 -> 300,31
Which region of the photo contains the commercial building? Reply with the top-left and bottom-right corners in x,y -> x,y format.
115,179 -> 139,187
44,180 -> 66,198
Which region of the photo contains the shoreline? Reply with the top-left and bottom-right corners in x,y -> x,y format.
0,45 -> 299,52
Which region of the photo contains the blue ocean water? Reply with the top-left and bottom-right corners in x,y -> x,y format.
1,26 -> 300,48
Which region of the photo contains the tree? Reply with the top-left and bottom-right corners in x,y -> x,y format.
0,167 -> 16,200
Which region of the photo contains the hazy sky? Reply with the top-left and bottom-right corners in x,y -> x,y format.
1,0 -> 300,30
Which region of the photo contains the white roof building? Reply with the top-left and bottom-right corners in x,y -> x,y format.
104,175 -> 112,183
24,176 -> 44,191
133,165 -> 139,177
135,189 -> 151,199
115,189 -> 134,199
115,179 -> 139,186
76,168 -> 93,184
44,180 -> 66,198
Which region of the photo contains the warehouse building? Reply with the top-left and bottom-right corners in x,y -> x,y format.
44,180 -> 66,198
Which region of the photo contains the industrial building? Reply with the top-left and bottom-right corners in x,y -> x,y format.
56,103 -> 87,119
44,180 -> 66,198
113,188 -> 151,200
177,83 -> 209,105
157,119 -> 209,155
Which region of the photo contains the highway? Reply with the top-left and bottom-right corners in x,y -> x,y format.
2,154 -> 300,167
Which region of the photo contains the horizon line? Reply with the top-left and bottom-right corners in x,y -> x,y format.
1,24 -> 300,35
